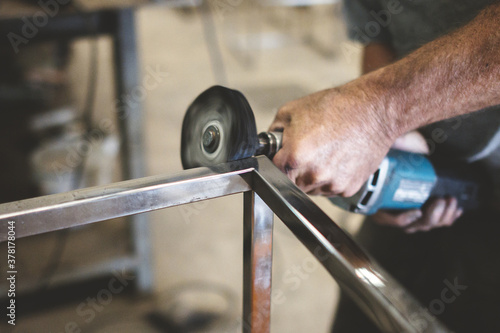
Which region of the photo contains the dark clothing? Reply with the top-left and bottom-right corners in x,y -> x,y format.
332,210 -> 500,333
343,0 -> 496,57
343,0 -> 500,198
334,1 -> 500,331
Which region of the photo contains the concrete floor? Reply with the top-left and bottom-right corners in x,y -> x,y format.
3,2 -> 367,332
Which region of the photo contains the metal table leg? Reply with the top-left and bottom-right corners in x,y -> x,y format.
113,8 -> 152,292
0,7 -> 153,294
243,191 -> 274,333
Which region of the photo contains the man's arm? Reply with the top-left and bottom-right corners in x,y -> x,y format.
269,3 -> 500,197
359,42 -> 462,232
365,3 -> 500,134
362,43 -> 463,232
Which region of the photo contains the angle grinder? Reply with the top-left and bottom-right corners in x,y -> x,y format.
181,86 -> 487,215
181,85 -> 282,169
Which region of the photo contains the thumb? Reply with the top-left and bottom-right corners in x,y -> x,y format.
392,131 -> 429,155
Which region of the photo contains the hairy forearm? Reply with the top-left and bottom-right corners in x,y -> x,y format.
351,3 -> 500,139
269,3 -> 499,196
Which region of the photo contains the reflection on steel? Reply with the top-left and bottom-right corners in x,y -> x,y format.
0,165 -> 252,238
0,157 -> 449,332
243,191 -> 274,333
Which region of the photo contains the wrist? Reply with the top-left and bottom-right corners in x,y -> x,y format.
337,71 -> 407,145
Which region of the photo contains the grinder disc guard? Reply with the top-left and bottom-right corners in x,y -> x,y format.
181,86 -> 258,169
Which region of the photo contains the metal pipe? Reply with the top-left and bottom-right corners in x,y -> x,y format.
0,164 -> 253,240
251,157 -> 448,332
0,157 -> 449,332
243,191 -> 274,333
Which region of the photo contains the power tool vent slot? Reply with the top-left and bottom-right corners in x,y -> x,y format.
360,191 -> 373,206
371,169 -> 380,186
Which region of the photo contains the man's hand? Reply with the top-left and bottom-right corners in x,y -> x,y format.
269,85 -> 396,197
372,197 -> 463,233
268,2 -> 498,208
372,131 -> 463,233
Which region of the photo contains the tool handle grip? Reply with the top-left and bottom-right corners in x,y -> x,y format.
430,162 -> 488,211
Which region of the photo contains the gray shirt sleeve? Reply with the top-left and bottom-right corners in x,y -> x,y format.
342,0 -> 392,45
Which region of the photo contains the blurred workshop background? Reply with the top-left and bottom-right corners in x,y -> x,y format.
0,0 -> 364,332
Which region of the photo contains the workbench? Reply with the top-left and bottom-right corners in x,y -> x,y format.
0,0 -> 152,293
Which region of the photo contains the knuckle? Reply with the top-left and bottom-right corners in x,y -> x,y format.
430,209 -> 444,225
320,183 -> 335,195
341,179 -> 363,197
276,107 -> 291,122
320,177 -> 343,194
342,187 -> 358,198
283,149 -> 300,172
276,104 -> 289,115
394,219 -> 408,227
398,216 -> 415,227
298,172 -> 318,190
444,218 -> 456,226
306,171 -> 321,186
334,185 -> 348,196
321,178 -> 346,196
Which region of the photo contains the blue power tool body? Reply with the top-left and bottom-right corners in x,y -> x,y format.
330,149 -> 485,215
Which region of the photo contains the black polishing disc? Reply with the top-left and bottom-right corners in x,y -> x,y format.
181,86 -> 259,169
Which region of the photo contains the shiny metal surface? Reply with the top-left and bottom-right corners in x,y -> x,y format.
113,7 -> 152,292
252,157 -> 448,332
256,131 -> 283,159
0,164 -> 253,239
243,192 -> 274,333
0,156 -> 449,332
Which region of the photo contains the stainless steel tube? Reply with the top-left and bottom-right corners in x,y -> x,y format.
251,157 -> 448,332
0,164 -> 253,240
243,191 -> 274,333
0,156 -> 449,332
